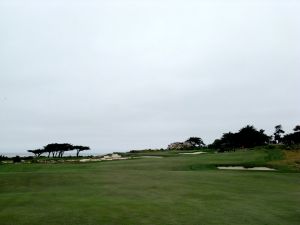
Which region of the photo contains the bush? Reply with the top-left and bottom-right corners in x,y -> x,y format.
0,155 -> 8,160
13,155 -> 21,163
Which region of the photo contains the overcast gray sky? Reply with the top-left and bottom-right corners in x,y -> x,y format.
1,0 -> 299,154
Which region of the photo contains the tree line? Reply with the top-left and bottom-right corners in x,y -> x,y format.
277,125 -> 300,145
28,143 -> 90,158
209,124 -> 300,151
27,124 -> 299,157
168,124 -> 300,151
209,125 -> 269,151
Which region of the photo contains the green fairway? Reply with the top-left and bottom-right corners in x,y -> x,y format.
0,150 -> 299,225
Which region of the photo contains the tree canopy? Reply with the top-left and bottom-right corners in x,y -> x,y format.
185,137 -> 205,148
209,125 -> 270,151
282,125 -> 300,145
28,143 -> 90,158
273,125 -> 285,144
72,145 -> 91,157
167,137 -> 205,150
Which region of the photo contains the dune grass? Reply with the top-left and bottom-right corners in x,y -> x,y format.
0,149 -> 299,225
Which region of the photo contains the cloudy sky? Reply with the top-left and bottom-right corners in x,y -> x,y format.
1,0 -> 299,154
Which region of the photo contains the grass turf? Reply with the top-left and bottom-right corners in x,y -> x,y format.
0,149 -> 299,225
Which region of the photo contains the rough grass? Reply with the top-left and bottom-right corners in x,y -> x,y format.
269,149 -> 300,171
0,149 -> 299,225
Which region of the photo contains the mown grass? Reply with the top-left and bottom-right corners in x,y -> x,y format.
0,148 -> 299,225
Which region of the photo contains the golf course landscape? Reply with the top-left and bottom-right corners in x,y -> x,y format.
1,147 -> 299,225
1,0 -> 299,224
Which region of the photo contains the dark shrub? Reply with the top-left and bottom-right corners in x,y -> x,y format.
13,155 -> 21,163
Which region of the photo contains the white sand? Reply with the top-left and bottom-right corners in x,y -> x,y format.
79,158 -> 102,162
217,166 -> 276,171
179,152 -> 206,155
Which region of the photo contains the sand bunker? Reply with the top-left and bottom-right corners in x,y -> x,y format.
179,152 -> 206,155
217,166 -> 276,171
